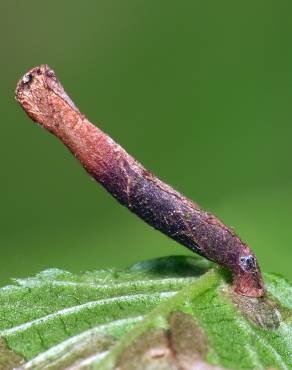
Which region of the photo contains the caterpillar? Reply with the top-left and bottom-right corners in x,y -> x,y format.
16,65 -> 264,297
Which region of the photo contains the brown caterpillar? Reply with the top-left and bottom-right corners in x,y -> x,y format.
15,65 -> 265,297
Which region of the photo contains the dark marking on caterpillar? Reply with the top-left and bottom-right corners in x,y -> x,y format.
22,73 -> 33,85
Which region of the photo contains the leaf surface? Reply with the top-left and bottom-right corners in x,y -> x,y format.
0,256 -> 290,369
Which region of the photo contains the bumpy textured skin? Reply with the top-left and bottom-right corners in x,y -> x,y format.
15,65 -> 265,297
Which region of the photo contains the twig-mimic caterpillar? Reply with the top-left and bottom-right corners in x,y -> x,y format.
16,65 -> 265,297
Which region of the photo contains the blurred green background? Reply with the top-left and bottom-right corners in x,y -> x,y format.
0,1 -> 291,285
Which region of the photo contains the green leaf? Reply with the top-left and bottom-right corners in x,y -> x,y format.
0,256 -> 291,369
